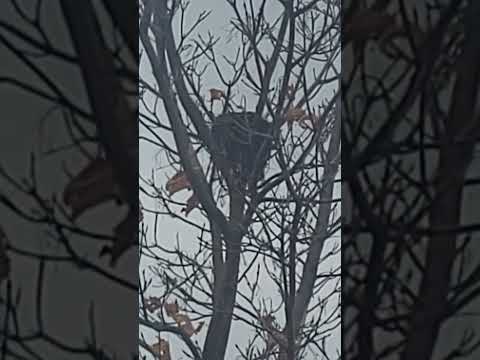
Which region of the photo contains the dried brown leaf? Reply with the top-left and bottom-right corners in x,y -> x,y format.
181,193 -> 200,216
173,313 -> 196,337
151,338 -> 171,360
166,171 -> 191,196
209,88 -> 225,101
285,107 -> 307,124
63,158 -> 121,219
164,300 -> 180,318
145,297 -> 163,313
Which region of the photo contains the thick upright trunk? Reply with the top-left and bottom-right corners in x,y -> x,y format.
402,2 -> 480,358
203,189 -> 244,360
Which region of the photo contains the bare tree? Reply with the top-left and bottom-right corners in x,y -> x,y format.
138,1 -> 340,359
0,1 -> 138,359
343,1 -> 480,359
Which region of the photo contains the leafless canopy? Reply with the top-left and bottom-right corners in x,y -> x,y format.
343,1 -> 480,359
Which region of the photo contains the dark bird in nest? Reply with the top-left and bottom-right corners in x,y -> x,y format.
211,111 -> 272,185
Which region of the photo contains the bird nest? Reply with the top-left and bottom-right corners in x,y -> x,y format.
212,111 -> 271,183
